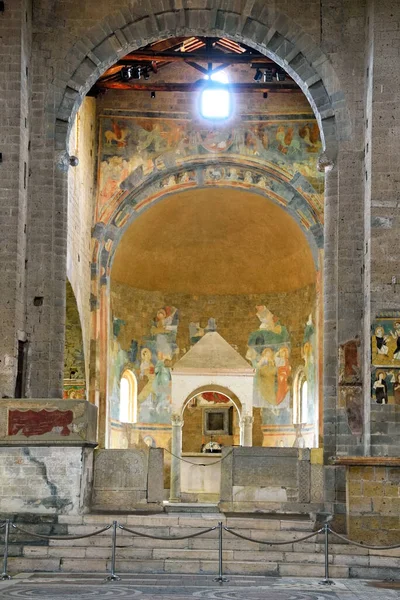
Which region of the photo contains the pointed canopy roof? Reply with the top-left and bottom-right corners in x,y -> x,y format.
172,332 -> 254,376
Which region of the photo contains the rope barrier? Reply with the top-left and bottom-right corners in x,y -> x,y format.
164,448 -> 233,467
329,528 -> 400,551
11,523 -> 112,541
119,523 -> 217,541
224,526 -> 323,546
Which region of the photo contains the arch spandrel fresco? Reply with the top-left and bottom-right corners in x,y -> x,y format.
96,111 -> 324,234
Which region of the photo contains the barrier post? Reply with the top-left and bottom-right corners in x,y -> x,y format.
105,521 -> 120,582
319,523 -> 334,586
1,520 -> 11,580
214,522 -> 228,583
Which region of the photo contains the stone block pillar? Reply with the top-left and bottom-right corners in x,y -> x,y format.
0,0 -> 31,396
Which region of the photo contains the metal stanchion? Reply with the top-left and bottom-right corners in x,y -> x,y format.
319,523 -> 334,586
105,521 -> 120,582
1,520 -> 11,580
214,521 -> 228,583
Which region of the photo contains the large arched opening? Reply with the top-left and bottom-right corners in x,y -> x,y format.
50,5 -> 351,503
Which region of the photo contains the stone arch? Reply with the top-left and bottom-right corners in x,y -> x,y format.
54,1 -> 350,162
55,2 -> 345,448
94,159 -> 323,282
180,384 -> 243,420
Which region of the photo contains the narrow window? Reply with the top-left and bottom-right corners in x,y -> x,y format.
119,370 -> 137,423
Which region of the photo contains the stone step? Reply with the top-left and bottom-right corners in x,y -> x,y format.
5,512 -> 396,580
165,503 -> 220,513
7,556 -> 400,580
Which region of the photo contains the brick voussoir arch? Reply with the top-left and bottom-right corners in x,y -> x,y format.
55,1 -> 349,162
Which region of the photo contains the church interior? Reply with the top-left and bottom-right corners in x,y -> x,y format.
1,0 -> 400,580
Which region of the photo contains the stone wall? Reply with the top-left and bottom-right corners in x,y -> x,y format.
0,446 -> 94,515
67,97 -> 97,383
64,281 -> 86,381
346,463 -> 400,545
220,446 -> 324,513
0,0 -> 31,397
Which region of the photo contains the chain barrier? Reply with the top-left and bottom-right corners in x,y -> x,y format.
224,526 -> 323,546
11,523 -> 112,541
164,448 -> 233,467
328,528 -> 400,551
2,517 -> 400,584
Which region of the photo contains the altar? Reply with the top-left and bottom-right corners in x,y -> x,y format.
180,452 -> 221,500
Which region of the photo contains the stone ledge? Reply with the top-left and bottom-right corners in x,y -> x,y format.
332,456 -> 400,467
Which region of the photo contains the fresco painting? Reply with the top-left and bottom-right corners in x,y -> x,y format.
110,306 -> 179,424
189,318 -> 217,345
246,306 -> 292,425
302,314 -> 317,424
371,368 -> 400,405
98,114 -> 323,222
371,317 -> 400,368
8,409 -> 74,437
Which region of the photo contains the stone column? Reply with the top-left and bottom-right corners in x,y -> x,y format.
240,415 -> 253,447
321,158 -> 338,461
0,0 -> 31,397
169,414 -> 183,502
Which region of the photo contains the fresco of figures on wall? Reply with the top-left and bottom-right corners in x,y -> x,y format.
109,306 -> 179,424
97,114 -> 323,220
371,315 -> 400,405
109,301 -> 318,430
245,307 -> 317,426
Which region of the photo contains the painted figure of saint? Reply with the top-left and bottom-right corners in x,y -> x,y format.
256,348 -> 277,404
391,322 -> 400,360
140,347 -> 154,379
394,373 -> 400,405
275,347 -> 291,405
248,306 -> 289,348
373,371 -> 388,404
375,326 -> 389,355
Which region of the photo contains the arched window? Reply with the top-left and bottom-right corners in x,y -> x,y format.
293,368 -> 307,424
119,370 -> 138,423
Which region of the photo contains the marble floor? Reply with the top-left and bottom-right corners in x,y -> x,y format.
0,574 -> 399,599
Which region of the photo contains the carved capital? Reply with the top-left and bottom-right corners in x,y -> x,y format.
240,415 -> 254,427
317,152 -> 335,173
171,413 -> 183,427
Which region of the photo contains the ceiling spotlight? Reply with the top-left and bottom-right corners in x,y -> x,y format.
120,66 -> 133,81
143,69 -> 150,80
263,92 -> 268,99
276,69 -> 286,81
151,91 -> 156,99
263,68 -> 274,83
253,68 -> 263,82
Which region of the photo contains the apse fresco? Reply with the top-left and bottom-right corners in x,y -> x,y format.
189,318 -> 217,345
302,314 -> 317,424
246,306 -> 292,424
97,113 -> 324,222
109,306 -> 179,424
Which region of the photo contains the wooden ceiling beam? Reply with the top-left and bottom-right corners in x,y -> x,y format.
116,51 -> 275,65
95,81 -> 300,93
